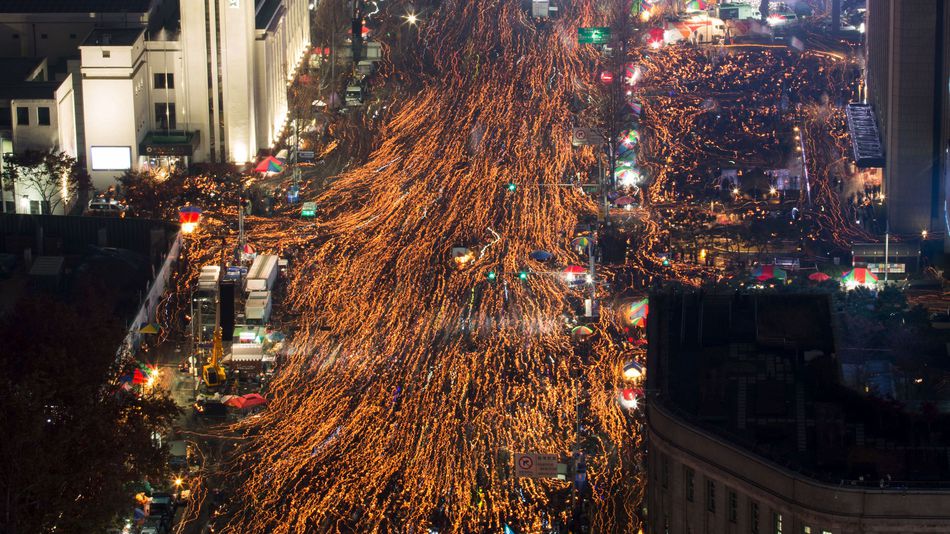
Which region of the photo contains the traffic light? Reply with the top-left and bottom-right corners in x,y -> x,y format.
518,270 -> 529,281
507,182 -> 517,192
662,258 -> 670,266
486,271 -> 497,282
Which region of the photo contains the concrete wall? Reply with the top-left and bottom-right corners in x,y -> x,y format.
81,34 -> 149,191
145,43 -> 184,133
179,0 -> 213,162
647,400 -> 950,534
218,0 -> 257,164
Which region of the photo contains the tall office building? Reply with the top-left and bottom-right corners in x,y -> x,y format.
645,291 -> 950,534
865,0 -> 950,243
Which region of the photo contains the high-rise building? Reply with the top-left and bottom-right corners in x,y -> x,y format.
865,0 -> 950,244
0,0 -> 310,192
645,291 -> 950,534
75,0 -> 309,189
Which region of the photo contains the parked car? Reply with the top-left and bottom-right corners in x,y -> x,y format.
84,198 -> 129,218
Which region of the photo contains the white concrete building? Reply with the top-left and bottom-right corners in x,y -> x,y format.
0,57 -> 79,214
79,0 -> 310,190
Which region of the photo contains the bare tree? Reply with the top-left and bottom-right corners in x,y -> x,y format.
5,150 -> 89,214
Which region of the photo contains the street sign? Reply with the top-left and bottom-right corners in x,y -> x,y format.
514,452 -> 559,479
572,127 -> 605,146
298,150 -> 315,161
301,202 -> 317,218
531,0 -> 549,18
578,27 -> 611,44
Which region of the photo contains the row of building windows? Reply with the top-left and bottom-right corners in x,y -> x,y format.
660,455 -> 835,534
11,106 -> 51,126
10,33 -> 79,40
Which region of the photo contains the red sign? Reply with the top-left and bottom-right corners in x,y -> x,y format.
599,71 -> 614,84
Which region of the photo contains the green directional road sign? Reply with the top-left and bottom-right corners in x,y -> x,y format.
578,27 -> 611,45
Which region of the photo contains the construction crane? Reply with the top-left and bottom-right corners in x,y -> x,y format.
202,326 -> 227,388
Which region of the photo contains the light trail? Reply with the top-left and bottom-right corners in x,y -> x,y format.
207,1 -> 645,532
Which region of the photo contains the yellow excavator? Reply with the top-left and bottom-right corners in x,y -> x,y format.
201,327 -> 227,388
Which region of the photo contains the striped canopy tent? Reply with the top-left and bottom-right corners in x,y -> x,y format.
626,297 -> 649,327
617,150 -> 638,166
684,0 -> 707,11
620,129 -> 639,148
254,156 -> 285,173
842,268 -> 878,286
751,264 -> 787,281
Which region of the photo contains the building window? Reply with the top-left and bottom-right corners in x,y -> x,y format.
661,454 -> 669,489
803,527 -> 811,534
685,467 -> 694,502
102,50 -> 110,58
706,479 -> 716,513
728,490 -> 737,522
4,201 -> 14,213
40,33 -> 47,39
0,107 -> 10,128
154,73 -> 175,89
37,107 -> 50,126
750,502 -> 760,533
69,33 -> 77,39
155,103 -> 176,130
773,512 -> 783,533
16,107 -> 28,126
820,531 -> 832,534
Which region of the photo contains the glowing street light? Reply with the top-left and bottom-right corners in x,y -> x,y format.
622,360 -> 644,380
404,12 -> 419,25
179,206 -> 202,234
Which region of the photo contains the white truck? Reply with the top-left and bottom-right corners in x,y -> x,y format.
245,291 -> 272,324
246,254 -> 278,292
198,265 -> 220,291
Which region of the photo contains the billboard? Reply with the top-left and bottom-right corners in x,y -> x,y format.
90,146 -> 132,171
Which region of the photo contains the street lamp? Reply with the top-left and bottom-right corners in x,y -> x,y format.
403,12 -> 419,25
179,206 -> 203,234
921,229 -> 928,240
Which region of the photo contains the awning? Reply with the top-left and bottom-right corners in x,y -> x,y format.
140,131 -> 200,157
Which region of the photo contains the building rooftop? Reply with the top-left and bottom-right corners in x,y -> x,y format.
0,0 -> 153,13
0,57 -> 45,81
83,28 -> 145,47
648,290 -> 950,485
